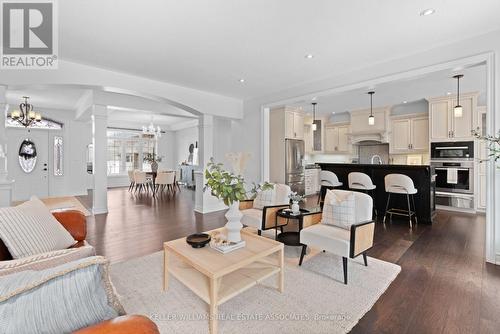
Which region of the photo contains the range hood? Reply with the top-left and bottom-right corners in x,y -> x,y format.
350,131 -> 388,145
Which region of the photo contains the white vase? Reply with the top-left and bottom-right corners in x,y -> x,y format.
291,201 -> 300,214
225,201 -> 243,242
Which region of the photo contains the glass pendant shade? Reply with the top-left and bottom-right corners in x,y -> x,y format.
367,91 -> 375,126
453,74 -> 464,118
311,102 -> 317,132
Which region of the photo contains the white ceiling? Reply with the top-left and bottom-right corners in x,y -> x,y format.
59,0 -> 500,99
291,63 -> 487,116
6,87 -> 88,111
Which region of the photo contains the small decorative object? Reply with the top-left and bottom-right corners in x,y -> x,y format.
472,128 -> 500,164
18,139 -> 37,173
288,192 -> 305,214
210,231 -> 246,254
204,158 -> 274,242
225,152 -> 252,176
143,149 -> 162,173
186,233 -> 211,248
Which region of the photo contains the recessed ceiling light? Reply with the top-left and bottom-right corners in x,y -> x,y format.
403,101 -> 408,104
238,78 -> 245,83
312,96 -> 317,101
420,8 -> 435,16
331,112 -> 336,114
305,54 -> 314,59
446,92 -> 452,95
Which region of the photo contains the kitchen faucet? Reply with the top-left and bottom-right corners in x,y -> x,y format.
371,155 -> 383,164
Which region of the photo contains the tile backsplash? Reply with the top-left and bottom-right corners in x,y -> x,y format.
358,143 -> 389,164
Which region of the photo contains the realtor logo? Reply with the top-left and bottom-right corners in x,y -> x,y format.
1,0 -> 58,69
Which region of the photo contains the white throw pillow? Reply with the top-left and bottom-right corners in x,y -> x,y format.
321,190 -> 356,230
0,196 -> 76,259
253,189 -> 275,210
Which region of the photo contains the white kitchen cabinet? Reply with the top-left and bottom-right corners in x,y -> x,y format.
285,110 -> 304,140
428,93 -> 477,142
324,124 -> 350,153
412,118 -> 430,150
390,116 -> 429,154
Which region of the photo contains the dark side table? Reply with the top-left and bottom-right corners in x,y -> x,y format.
276,208 -> 322,246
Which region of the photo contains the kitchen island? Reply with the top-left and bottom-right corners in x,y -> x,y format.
318,163 -> 436,223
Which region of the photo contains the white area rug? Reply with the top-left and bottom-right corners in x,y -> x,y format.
110,247 -> 400,334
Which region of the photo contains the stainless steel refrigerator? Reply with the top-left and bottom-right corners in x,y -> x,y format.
285,139 -> 305,195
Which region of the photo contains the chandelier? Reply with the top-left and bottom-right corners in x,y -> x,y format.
10,96 -> 42,128
142,118 -> 162,138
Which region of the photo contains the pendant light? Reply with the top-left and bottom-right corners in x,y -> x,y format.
368,91 -> 375,125
453,74 -> 464,118
311,102 -> 317,131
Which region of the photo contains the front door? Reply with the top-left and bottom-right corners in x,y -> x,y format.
7,128 -> 49,201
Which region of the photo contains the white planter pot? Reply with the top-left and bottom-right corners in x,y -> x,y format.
291,201 -> 300,214
225,201 -> 243,242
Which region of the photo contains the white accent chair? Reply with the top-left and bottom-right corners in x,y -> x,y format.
155,171 -> 176,194
383,174 -> 418,229
133,171 -> 151,194
240,184 -> 292,236
127,170 -> 135,191
299,189 -> 375,285
318,170 -> 343,206
348,172 -> 377,217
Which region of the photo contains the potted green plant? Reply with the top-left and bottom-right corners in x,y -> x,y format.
204,158 -> 273,242
143,151 -> 162,173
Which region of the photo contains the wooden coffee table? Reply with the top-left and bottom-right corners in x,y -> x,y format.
163,228 -> 284,334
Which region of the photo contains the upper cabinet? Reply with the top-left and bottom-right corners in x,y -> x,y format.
285,110 -> 304,140
428,93 -> 477,142
324,123 -> 350,153
390,115 -> 429,154
350,107 -> 388,134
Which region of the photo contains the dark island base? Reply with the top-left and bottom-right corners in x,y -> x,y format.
318,163 -> 436,224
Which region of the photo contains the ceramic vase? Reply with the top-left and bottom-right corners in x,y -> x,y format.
291,201 -> 300,214
151,161 -> 158,173
225,201 -> 243,242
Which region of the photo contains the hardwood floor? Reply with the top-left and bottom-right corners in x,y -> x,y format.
80,187 -> 500,333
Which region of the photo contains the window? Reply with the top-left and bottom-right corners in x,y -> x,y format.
107,138 -> 121,175
6,116 -> 63,130
142,139 -> 156,172
106,130 -> 157,175
125,140 -> 140,171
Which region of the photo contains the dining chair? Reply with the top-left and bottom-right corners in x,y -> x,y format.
133,171 -> 151,194
155,171 -> 176,194
127,170 -> 135,191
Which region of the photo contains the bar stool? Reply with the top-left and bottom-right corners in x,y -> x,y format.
318,170 -> 343,206
348,172 -> 377,218
383,174 -> 418,229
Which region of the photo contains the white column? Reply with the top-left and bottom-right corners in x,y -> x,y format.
0,86 -> 14,207
92,105 -> 108,214
195,114 -> 226,213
